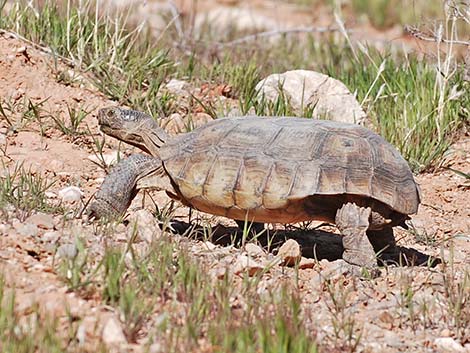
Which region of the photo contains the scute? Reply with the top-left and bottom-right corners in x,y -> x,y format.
160,117 -> 420,219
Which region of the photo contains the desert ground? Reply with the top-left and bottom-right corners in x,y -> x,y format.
0,1 -> 469,352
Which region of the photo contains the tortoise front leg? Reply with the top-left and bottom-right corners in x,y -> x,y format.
335,202 -> 377,269
88,154 -> 162,220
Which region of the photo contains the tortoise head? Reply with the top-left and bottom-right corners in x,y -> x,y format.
98,107 -> 168,155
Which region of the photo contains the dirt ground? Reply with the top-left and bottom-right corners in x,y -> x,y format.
0,2 -> 469,351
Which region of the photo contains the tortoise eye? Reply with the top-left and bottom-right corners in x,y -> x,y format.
107,109 -> 115,118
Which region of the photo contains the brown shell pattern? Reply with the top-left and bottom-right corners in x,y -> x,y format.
160,117 -> 419,222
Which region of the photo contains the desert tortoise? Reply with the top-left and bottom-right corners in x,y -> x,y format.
89,107 -> 420,269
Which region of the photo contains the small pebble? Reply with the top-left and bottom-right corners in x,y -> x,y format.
233,254 -> 264,276
245,243 -> 265,257
102,316 -> 127,346
277,239 -> 302,266
15,223 -> 39,237
26,212 -> 54,229
58,186 -> 83,202
434,337 -> 466,353
57,243 -> 78,260
87,151 -> 120,167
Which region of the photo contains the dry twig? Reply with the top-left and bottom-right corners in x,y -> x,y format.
404,25 -> 470,46
214,26 -> 351,48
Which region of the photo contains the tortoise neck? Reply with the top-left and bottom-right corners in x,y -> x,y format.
142,125 -> 169,156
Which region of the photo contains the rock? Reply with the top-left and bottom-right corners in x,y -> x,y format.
434,337 -> 466,353
76,316 -> 98,346
378,311 -> 394,327
15,222 -> 39,237
0,223 -> 10,236
210,266 -> 228,279
46,159 -> 65,172
233,254 -> 264,276
58,186 -> 83,202
57,243 -> 78,260
26,212 -> 54,229
87,151 -> 120,167
298,257 -> 316,269
441,329 -> 452,337
383,330 -> 404,348
320,259 -> 351,278
164,79 -> 191,96
102,316 -> 127,346
202,241 -> 217,251
245,243 -> 265,257
42,231 -> 60,243
127,209 -> 160,243
163,113 -> 186,134
256,70 -> 367,125
277,239 -> 302,266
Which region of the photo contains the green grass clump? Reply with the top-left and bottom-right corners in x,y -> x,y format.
55,232 -> 319,351
0,0 -> 175,117
0,163 -> 60,220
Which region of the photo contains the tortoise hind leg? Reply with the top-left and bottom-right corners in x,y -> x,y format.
335,202 -> 377,269
367,228 -> 399,264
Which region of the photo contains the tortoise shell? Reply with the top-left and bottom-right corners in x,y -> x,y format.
159,117 -> 419,224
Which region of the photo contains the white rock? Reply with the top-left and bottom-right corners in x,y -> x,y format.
76,316 -> 97,346
277,239 -> 302,266
87,151 -> 120,167
163,113 -> 186,134
42,231 -> 60,243
102,316 -> 127,346
256,70 -> 367,125
383,330 -> 403,348
0,223 -> 10,236
164,79 -> 191,95
245,243 -> 265,257
127,209 -> 160,243
434,337 -> 466,353
57,243 -> 78,260
26,212 -> 54,229
15,223 -> 39,237
321,259 -> 351,278
58,186 -> 83,202
202,241 -> 217,251
233,254 -> 264,276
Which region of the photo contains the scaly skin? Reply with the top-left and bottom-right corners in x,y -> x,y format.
88,154 -> 162,219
